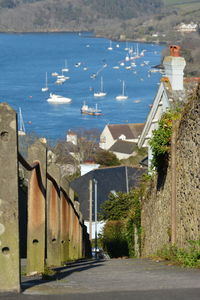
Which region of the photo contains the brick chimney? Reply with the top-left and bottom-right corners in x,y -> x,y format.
163,45 -> 186,90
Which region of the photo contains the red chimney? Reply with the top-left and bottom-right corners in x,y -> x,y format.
170,45 -> 181,57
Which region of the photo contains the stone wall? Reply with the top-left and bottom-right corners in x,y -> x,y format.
141,85 -> 200,256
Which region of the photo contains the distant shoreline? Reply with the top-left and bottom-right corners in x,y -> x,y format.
0,30 -> 167,46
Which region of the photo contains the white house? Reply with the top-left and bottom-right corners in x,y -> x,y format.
99,123 -> 144,150
138,45 -> 199,168
176,22 -> 198,33
80,161 -> 100,176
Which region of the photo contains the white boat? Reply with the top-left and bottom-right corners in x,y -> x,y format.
18,107 -> 26,136
47,93 -> 72,104
56,71 -> 70,83
75,62 -> 81,67
81,102 -> 102,116
125,54 -> 130,61
62,59 -> 69,72
107,41 -> 113,51
41,72 -> 49,92
51,72 -> 58,76
124,41 -> 129,51
94,77 -> 107,97
116,81 -> 128,100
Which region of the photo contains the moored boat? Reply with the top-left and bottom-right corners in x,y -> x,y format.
94,77 -> 107,97
47,93 -> 72,104
116,80 -> 128,100
41,72 -> 49,92
81,102 -> 102,116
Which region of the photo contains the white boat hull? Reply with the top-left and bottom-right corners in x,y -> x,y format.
116,95 -> 128,100
47,93 -> 72,104
94,92 -> 107,97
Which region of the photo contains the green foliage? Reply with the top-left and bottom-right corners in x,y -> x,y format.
100,180 -> 148,257
101,220 -> 129,258
95,150 -> 120,167
120,146 -> 147,167
99,191 -> 134,220
149,109 -> 181,170
83,0 -> 162,20
42,266 -> 58,280
157,240 -> 200,268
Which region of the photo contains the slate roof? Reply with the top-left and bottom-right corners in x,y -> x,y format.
109,140 -> 137,154
107,123 -> 144,140
70,166 -> 146,220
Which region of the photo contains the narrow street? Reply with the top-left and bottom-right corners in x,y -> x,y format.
1,258 -> 200,299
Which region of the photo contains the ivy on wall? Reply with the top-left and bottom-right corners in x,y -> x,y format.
149,109 -> 181,171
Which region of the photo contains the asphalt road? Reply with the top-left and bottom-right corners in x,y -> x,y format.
1,258 -> 200,299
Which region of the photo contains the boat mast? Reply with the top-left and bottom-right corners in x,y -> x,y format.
45,72 -> 48,88
101,77 -> 103,92
122,81 -> 125,96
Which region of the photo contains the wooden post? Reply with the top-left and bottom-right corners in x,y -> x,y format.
0,103 -> 20,292
46,163 -> 61,267
26,140 -> 47,275
67,188 -> 75,260
171,120 -> 178,245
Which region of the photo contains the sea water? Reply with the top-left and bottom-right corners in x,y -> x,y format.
0,32 -> 164,141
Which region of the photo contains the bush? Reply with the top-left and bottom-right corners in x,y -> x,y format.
102,221 -> 129,258
157,240 -> 200,268
95,150 -> 120,166
149,109 -> 181,171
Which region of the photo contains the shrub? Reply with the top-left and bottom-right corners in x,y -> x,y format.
102,220 -> 129,258
149,109 -> 181,171
157,240 -> 200,268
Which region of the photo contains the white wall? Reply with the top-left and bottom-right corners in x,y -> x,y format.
84,221 -> 105,239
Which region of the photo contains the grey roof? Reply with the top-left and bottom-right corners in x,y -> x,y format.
109,140 -> 137,154
108,123 -> 144,140
70,166 -> 146,220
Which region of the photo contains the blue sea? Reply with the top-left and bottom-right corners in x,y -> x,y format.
0,32 -> 164,142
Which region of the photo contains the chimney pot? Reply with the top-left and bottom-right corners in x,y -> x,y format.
170,45 -> 181,57
163,45 -> 186,91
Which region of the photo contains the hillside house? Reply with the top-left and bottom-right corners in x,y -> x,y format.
109,140 -> 138,160
138,45 -> 200,168
176,22 -> 198,33
99,123 -> 144,150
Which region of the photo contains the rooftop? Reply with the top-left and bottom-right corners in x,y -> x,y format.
107,123 -> 144,140
109,140 -> 138,154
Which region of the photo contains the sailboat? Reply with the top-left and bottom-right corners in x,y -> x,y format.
124,41 -> 129,51
41,72 -> 49,92
62,59 -> 69,72
116,81 -> 128,100
18,107 -> 26,136
94,77 -> 107,97
107,41 -> 113,51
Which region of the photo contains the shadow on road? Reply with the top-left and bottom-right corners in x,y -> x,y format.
21,259 -> 105,292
